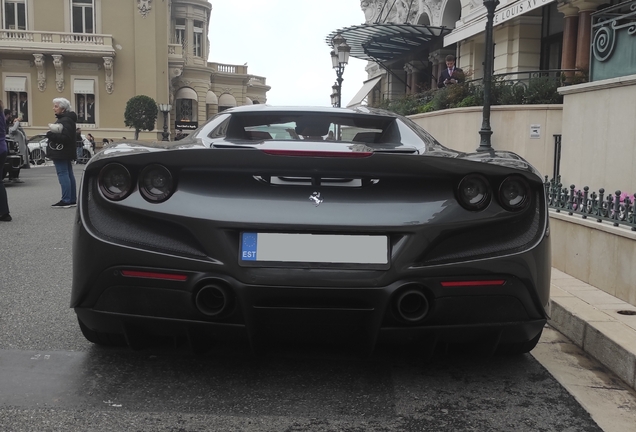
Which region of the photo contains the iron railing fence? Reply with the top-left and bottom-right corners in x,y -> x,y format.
466,69 -> 584,89
544,176 -> 636,231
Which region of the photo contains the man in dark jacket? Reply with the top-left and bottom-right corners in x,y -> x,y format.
46,97 -> 77,208
437,55 -> 464,88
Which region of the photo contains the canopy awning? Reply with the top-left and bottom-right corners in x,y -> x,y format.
219,93 -> 237,107
175,87 -> 198,100
326,24 -> 452,63
4,76 -> 26,92
347,76 -> 382,108
74,79 -> 95,94
206,90 -> 218,104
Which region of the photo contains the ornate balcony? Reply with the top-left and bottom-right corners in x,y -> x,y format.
0,29 -> 115,57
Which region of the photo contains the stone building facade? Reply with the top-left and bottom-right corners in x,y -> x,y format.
347,0 -> 609,107
0,0 -> 269,140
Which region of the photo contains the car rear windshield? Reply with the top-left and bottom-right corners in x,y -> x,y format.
225,112 -> 398,145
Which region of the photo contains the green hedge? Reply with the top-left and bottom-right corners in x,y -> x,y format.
375,76 -> 565,116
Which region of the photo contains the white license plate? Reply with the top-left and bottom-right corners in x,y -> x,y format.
240,233 -> 388,264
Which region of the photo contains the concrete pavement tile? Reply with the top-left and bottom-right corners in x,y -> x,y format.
550,278 -> 597,291
583,321 -> 636,391
574,289 -> 631,306
550,268 -> 571,280
552,296 -> 617,323
550,285 -> 573,298
594,305 -> 636,331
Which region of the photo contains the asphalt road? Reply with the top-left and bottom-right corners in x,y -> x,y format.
0,164 -> 603,432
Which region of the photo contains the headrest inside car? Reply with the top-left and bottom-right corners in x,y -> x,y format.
295,121 -> 330,137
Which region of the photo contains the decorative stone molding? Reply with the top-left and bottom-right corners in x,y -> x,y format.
137,0 -> 152,18
69,62 -> 100,71
52,54 -> 64,92
103,56 -> 114,94
33,54 -> 46,92
361,0 -> 419,24
2,59 -> 32,68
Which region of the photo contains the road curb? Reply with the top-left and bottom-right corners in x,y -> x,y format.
548,269 -> 636,391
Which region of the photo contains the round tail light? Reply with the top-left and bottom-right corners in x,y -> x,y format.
457,174 -> 491,211
139,164 -> 174,203
98,163 -> 132,201
499,176 -> 531,211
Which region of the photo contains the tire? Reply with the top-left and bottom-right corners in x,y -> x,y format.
78,317 -> 127,346
496,330 -> 543,356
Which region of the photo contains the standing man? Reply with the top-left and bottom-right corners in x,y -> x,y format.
437,55 -> 464,88
87,95 -> 95,124
0,100 -> 11,221
46,98 -> 77,208
19,94 -> 28,123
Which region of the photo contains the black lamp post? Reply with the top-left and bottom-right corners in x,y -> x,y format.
158,103 -> 172,141
477,0 -> 500,152
330,33 -> 350,108
330,83 -> 339,107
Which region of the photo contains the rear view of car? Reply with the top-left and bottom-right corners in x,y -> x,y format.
71,106 -> 550,355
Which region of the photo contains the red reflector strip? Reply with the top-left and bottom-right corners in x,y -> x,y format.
121,270 -> 188,281
440,280 -> 506,287
262,149 -> 373,158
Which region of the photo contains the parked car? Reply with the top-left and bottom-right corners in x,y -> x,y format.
2,138 -> 23,180
72,105 -> 550,354
28,133 -> 94,165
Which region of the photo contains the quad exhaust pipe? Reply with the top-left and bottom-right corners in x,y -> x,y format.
394,286 -> 430,323
195,283 -> 233,317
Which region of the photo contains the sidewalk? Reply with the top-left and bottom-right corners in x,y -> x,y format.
548,267 -> 636,391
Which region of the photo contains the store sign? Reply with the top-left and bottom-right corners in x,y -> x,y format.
494,0 -> 554,25
175,121 -> 198,130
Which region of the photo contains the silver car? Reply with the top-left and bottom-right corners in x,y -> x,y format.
28,133 -> 94,165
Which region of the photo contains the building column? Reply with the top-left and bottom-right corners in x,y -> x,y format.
403,64 -> 413,95
571,0 -> 605,74
558,3 -> 579,78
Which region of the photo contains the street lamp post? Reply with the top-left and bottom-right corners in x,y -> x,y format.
477,0 -> 500,152
158,103 -> 172,141
330,33 -> 350,108
330,83 -> 339,107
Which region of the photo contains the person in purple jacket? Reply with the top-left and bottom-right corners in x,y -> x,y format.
0,99 -> 11,221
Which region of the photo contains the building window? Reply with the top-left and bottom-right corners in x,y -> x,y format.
72,0 -> 94,34
3,0 -> 27,30
176,99 -> 195,122
540,3 -> 563,70
4,75 -> 28,123
193,20 -> 203,57
174,18 -> 185,47
74,79 -> 95,124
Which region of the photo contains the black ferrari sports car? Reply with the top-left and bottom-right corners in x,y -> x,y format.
72,105 -> 550,354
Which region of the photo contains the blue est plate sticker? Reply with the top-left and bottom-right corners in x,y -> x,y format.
241,232 -> 257,261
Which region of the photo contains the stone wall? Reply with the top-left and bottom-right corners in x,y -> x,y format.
409,105 -> 563,180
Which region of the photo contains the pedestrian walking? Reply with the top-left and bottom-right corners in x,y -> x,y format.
75,128 -> 84,163
0,100 -> 11,221
46,97 -> 77,209
87,133 -> 96,152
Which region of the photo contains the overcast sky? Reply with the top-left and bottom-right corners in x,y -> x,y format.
208,0 -> 370,107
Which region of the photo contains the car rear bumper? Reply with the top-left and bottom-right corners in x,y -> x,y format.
74,265 -> 547,351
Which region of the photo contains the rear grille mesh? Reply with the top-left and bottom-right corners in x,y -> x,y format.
86,179 -> 206,258
422,193 -> 543,264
